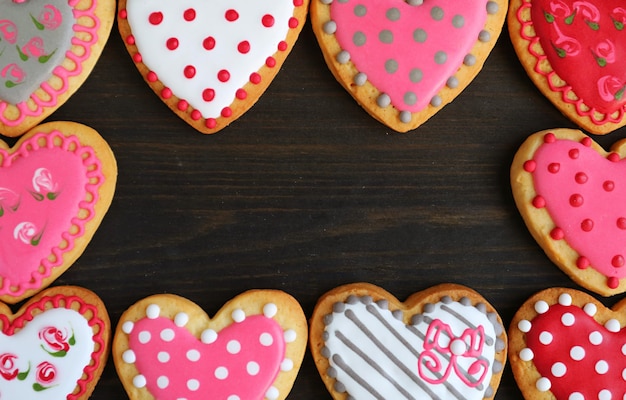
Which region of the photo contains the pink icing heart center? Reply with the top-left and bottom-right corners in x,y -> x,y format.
525,302 -> 626,398
330,0 -> 488,112
524,132 -> 626,288
129,315 -> 286,399
0,131 -> 103,296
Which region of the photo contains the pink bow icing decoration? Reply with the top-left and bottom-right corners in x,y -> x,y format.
417,319 -> 489,388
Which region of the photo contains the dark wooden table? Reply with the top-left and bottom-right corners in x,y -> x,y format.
6,10 -> 625,400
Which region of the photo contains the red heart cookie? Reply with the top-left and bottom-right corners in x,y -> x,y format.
0,122 -> 117,303
113,290 -> 308,400
0,0 -> 115,137
509,0 -> 626,134
0,286 -> 110,400
509,287 -> 626,399
310,283 -> 508,400
117,0 -> 310,134
310,0 -> 507,132
511,128 -> 626,296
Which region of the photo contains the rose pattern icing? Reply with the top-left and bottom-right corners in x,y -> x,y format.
514,0 -> 626,127
0,291 -> 108,399
520,132 -> 626,291
512,290 -> 626,399
321,296 -> 505,399
0,129 -> 106,299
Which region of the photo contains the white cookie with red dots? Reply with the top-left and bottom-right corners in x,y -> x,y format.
117,0 -> 309,134
113,290 -> 308,400
511,128 -> 626,296
310,0 -> 507,132
509,287 -> 626,399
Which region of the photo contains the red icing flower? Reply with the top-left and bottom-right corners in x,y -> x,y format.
0,353 -> 19,381
39,326 -> 71,355
38,5 -> 63,30
22,37 -> 46,58
34,361 -> 57,388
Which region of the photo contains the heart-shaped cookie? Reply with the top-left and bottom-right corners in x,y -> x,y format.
509,0 -> 626,134
117,0 -> 310,134
310,283 -> 507,399
113,289 -> 308,400
511,128 -> 626,296
0,285 -> 110,400
509,287 -> 626,399
0,0 -> 115,137
310,0 -> 507,132
0,121 -> 117,303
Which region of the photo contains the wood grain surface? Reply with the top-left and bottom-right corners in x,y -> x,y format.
4,10 -> 626,400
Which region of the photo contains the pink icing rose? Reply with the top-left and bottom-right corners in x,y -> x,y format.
22,37 -> 46,58
13,222 -> 40,245
38,5 -> 63,30
0,63 -> 25,85
32,168 -> 58,195
0,187 -> 20,214
573,1 -> 600,29
35,361 -> 57,386
553,32 -> 581,57
597,75 -> 626,102
548,0 -> 572,17
39,326 -> 71,354
611,7 -> 626,30
592,39 -> 616,66
0,353 -> 19,381
0,20 -> 17,44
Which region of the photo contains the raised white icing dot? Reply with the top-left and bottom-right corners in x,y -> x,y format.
187,349 -> 201,362
569,393 -> 584,400
450,338 -> 466,355
551,362 -> 567,377
539,331 -> 553,345
174,312 -> 189,327
284,329 -> 297,343
281,358 -> 294,371
519,348 -> 534,361
260,332 -> 274,346
227,340 -> 241,354
622,367 -> 626,381
133,374 -> 147,388
518,319 -> 532,333
157,375 -> 169,389
535,300 -> 550,314
622,343 -> 626,355
122,321 -> 135,334
187,378 -> 200,391
596,360 -> 609,374
138,331 -> 151,344
247,361 -> 260,376
599,389 -> 612,400
232,309 -> 246,323
146,304 -> 161,319
266,386 -> 280,400
558,293 -> 572,306
536,377 -> 551,392
589,331 -> 603,345
561,312 -> 575,326
605,319 -> 621,332
263,303 -> 278,318
201,329 -> 218,344
122,349 -> 136,364
160,328 -> 175,342
157,351 -> 170,363
215,366 -> 229,380
583,303 -> 597,316
570,346 -> 585,361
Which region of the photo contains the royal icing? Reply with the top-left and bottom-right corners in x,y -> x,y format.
321,295 -> 504,400
515,0 -> 626,125
121,302 -> 295,400
120,0 -> 305,130
0,0 -> 104,127
0,130 -> 105,297
324,0 -> 498,121
0,293 -> 107,399
522,132 -> 626,289
515,292 -> 626,399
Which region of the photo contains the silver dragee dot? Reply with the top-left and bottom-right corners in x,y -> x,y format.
386,7 -> 401,21
399,111 -> 412,123
377,93 -> 391,107
431,95 -> 442,107
464,54 -> 477,66
336,50 -> 350,64
354,72 -> 367,86
431,6 -> 444,20
354,4 -> 367,17
320,0 -> 332,4
487,1 -> 499,14
413,28 -> 427,43
479,30 -> 491,42
323,21 -> 337,34
452,15 -> 465,28
385,59 -> 399,74
447,76 -> 459,88
353,31 -> 366,46
379,30 -> 394,44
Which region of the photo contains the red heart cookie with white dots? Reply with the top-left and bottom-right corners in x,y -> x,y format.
511,128 -> 626,296
113,290 -> 308,400
0,0 -> 115,137
509,0 -> 626,134
509,287 -> 626,399
117,0 -> 309,134
310,0 -> 507,132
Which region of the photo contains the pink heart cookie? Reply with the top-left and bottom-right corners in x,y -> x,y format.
512,128 -> 626,296
0,0 -> 115,137
310,0 -> 507,132
117,0 -> 310,134
0,122 -> 117,303
509,287 -> 626,399
310,283 -> 508,400
0,286 -> 110,400
113,290 -> 308,400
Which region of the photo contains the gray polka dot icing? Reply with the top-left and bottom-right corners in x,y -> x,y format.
452,15 -> 465,28
434,51 -> 447,64
406,0 -> 423,5
413,28 -> 428,43
336,50 -> 351,64
353,31 -> 367,46
354,4 -> 367,17
430,6 -> 444,21
385,59 -> 399,74
379,30 -> 393,44
323,20 -> 337,34
386,7 -> 401,21
409,68 -> 423,83
404,92 -> 417,106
